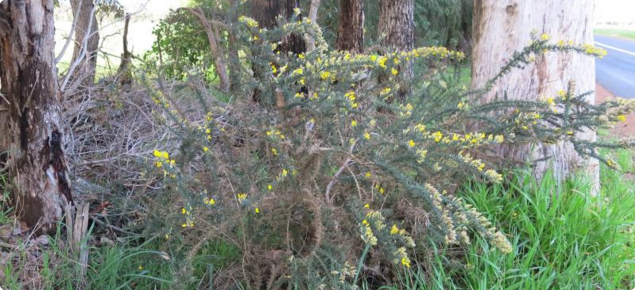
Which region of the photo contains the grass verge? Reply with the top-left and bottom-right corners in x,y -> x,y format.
595,28 -> 635,41
394,149 -> 635,289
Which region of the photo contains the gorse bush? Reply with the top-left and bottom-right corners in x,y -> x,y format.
137,5 -> 635,288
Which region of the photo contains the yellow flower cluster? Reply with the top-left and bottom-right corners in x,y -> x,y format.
237,15 -> 259,28
399,103 -> 413,117
203,190 -> 215,206
360,209 -> 387,246
181,205 -> 194,228
373,183 -> 386,195
237,193 -> 247,204
393,247 -> 411,268
463,202 -> 513,253
329,261 -> 357,284
345,90 -> 358,109
426,183 -> 458,244
153,150 -> 176,169
266,129 -> 285,139
390,224 -> 416,248
581,43 -> 608,58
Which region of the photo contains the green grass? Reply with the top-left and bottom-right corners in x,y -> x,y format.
0,174 -> 11,225
594,28 -> 635,41
392,150 -> 635,289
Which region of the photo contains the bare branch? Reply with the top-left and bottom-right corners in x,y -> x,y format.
56,0 -> 83,64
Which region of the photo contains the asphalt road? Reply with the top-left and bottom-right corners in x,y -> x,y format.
595,35 -> 635,98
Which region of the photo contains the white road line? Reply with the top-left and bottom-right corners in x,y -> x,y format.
595,41 -> 635,57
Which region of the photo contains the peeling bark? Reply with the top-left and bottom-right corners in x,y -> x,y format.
471,0 -> 599,191
0,0 -> 73,233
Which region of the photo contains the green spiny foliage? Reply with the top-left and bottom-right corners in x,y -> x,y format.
136,4 -> 635,288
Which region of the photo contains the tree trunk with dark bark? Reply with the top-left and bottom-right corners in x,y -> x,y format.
0,0 -> 73,233
377,0 -> 414,97
378,0 -> 414,53
249,0 -> 306,103
69,0 -> 99,95
471,0 -> 599,192
336,0 -> 364,53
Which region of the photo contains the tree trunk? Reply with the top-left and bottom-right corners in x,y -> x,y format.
0,0 -> 73,233
187,7 -> 230,93
378,0 -> 414,53
250,0 -> 306,103
250,0 -> 306,54
378,0 -> 414,98
336,0 -> 364,53
305,0 -> 322,51
117,13 -> 132,86
471,0 -> 599,191
69,0 -> 99,95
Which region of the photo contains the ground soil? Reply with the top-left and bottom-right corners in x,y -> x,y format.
596,83 -> 635,138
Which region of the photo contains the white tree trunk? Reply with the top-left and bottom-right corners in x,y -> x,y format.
472,0 -> 599,193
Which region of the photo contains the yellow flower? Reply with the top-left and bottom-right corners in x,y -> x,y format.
271,148 -> 278,156
540,33 -> 550,41
401,257 -> 411,268
364,132 -> 371,140
408,140 -> 416,148
432,131 -> 443,142
282,169 -> 289,177
237,193 -> 247,203
320,71 -> 331,80
617,115 -> 627,122
139,265 -> 144,270
255,207 -> 260,214
364,203 -> 370,209
546,97 -> 555,105
351,120 -> 357,127
391,68 -> 399,75
390,224 -> 399,235
378,56 -> 388,68
365,172 -> 372,178
153,150 -> 161,158
155,161 -> 163,168
203,146 -> 209,152
267,184 -> 273,191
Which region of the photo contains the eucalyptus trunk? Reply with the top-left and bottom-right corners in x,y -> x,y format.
0,0 -> 73,233
471,0 -> 599,191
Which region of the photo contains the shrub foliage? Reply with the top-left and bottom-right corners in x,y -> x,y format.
136,5 -> 635,288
